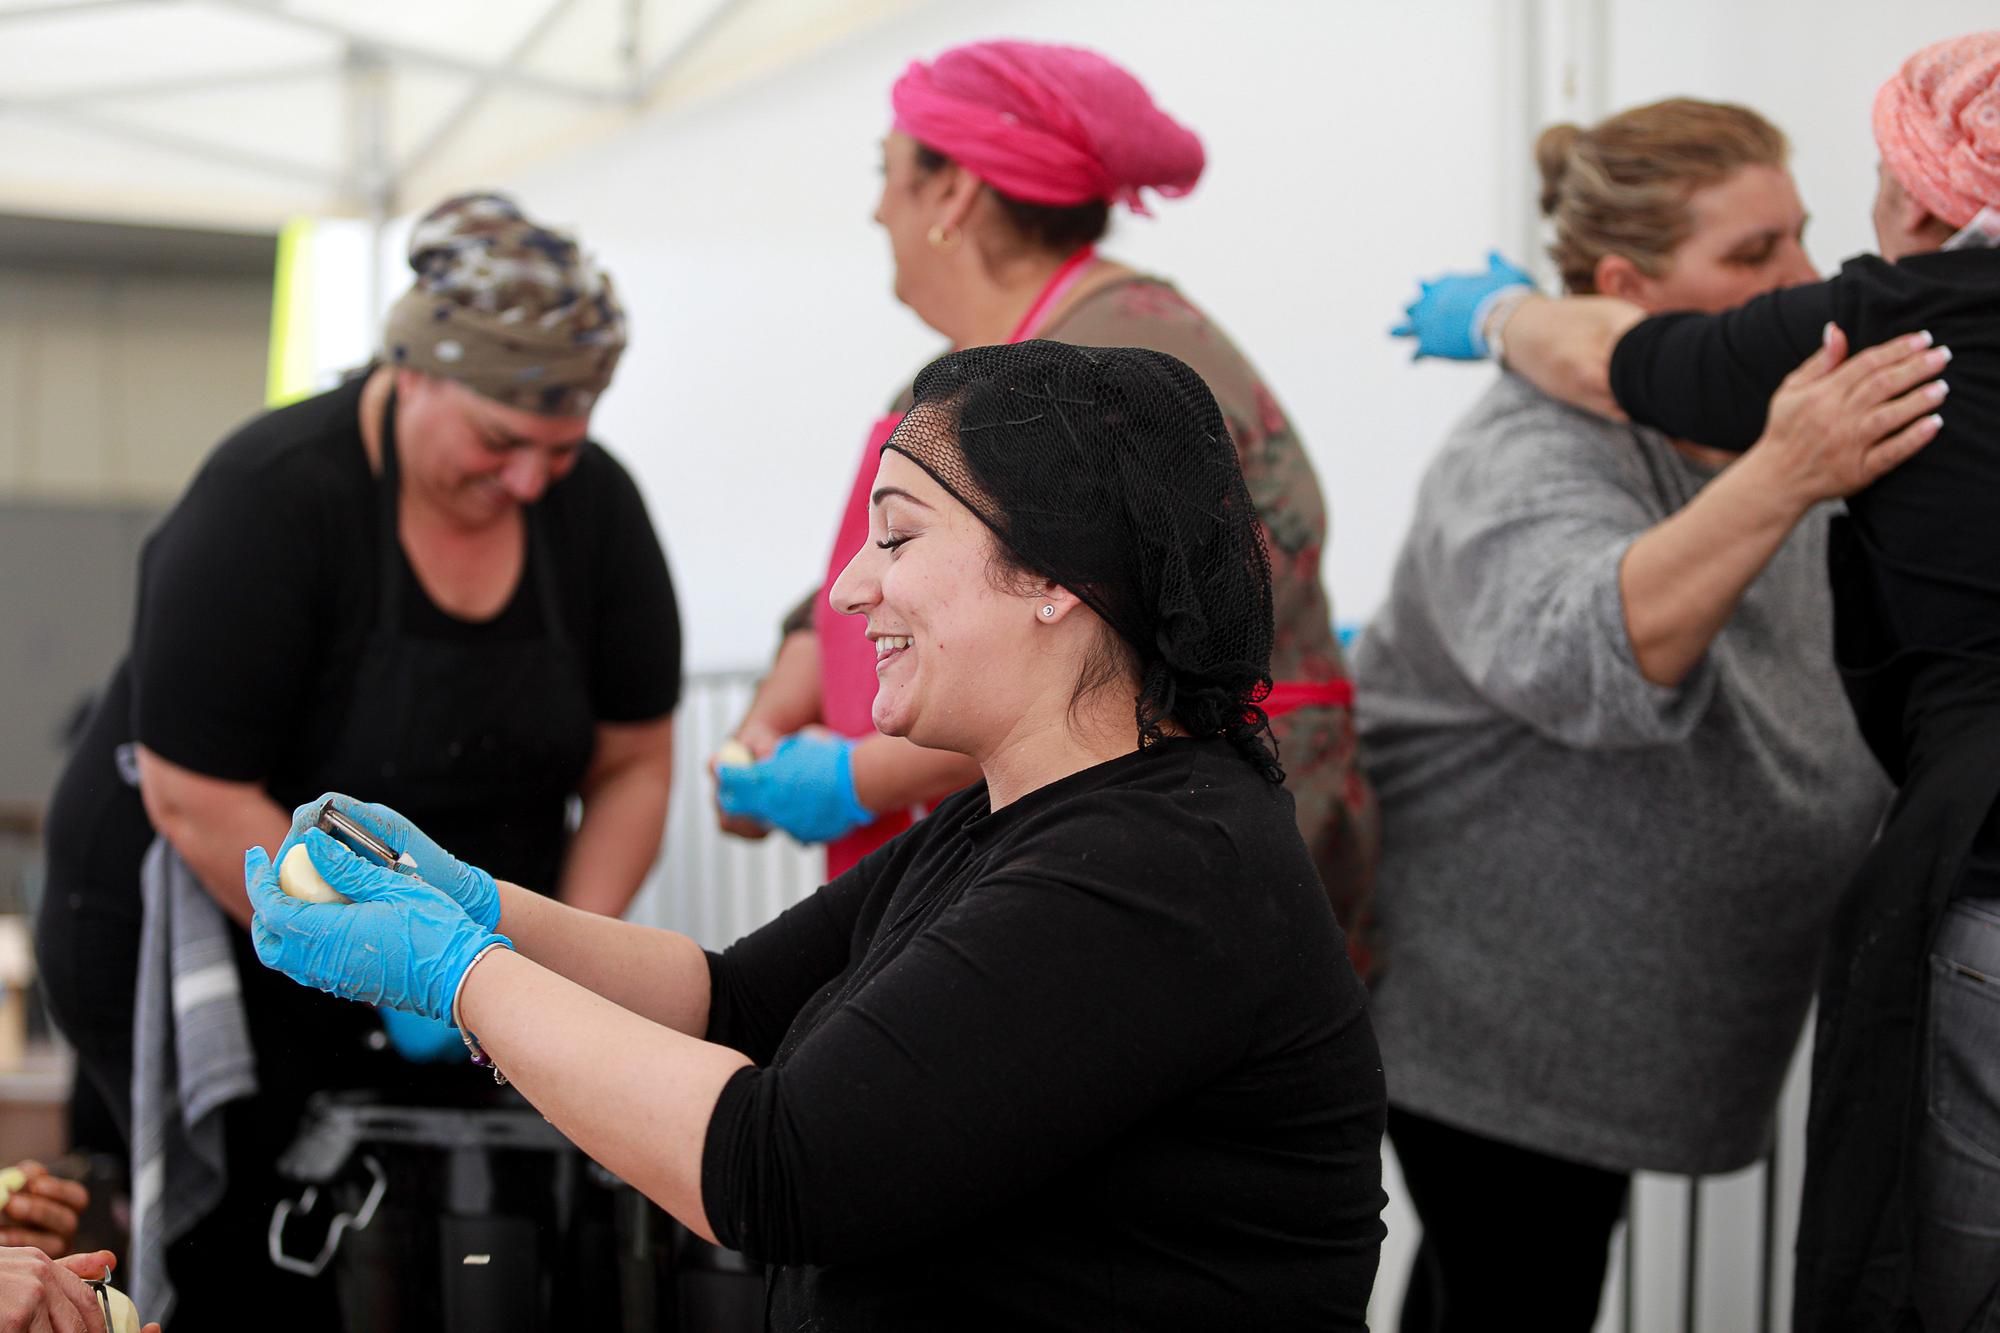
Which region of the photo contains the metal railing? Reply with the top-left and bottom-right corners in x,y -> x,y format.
624,669 -> 822,948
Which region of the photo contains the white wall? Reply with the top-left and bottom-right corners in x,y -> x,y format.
329,0 -> 2000,677
500,0 -> 1513,672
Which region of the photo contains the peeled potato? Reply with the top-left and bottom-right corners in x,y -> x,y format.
715,739 -> 755,768
0,1166 -> 24,1207
279,842 -> 350,904
98,1284 -> 141,1333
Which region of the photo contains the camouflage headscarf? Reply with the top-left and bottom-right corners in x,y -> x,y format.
381,192 -> 626,417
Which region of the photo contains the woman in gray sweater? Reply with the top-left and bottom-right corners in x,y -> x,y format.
1355,101 -> 1905,1331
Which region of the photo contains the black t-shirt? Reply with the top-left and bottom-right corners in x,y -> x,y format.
1608,249 -> 2000,780
700,737 -> 1385,1331
44,376 -> 681,906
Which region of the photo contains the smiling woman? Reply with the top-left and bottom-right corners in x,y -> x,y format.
250,340 -> 1388,1333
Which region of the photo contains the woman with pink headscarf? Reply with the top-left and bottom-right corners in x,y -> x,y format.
714,39 -> 1377,959
1399,30 -> 2000,1330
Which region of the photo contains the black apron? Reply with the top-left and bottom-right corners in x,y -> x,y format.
300,392 -> 597,893
245,390 -> 597,1104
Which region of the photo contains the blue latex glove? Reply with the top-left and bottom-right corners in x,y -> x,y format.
1390,251 -> 1536,360
280,793 -> 501,931
247,829 -> 510,1023
378,1006 -> 464,1063
715,733 -> 872,845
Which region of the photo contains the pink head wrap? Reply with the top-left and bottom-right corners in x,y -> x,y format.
1873,30 -> 2000,229
890,40 -> 1204,215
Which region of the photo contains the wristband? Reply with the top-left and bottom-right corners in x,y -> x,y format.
1476,285 -> 1537,364
451,941 -> 515,1085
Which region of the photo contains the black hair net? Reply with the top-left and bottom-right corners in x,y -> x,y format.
884,339 -> 1281,781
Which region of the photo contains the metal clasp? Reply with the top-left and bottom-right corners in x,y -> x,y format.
267,1152 -> 387,1277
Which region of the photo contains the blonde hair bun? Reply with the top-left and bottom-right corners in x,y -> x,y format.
1535,123 -> 1583,217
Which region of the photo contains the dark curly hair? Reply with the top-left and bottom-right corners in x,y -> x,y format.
885,340 -> 1282,782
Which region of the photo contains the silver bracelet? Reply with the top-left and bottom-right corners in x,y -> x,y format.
1478,286 -> 1537,367
452,941 -> 514,1085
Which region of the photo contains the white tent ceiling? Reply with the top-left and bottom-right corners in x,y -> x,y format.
0,0 -> 918,232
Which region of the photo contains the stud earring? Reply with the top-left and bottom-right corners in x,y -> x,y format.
927,223 -> 961,252
1040,604 -> 1056,619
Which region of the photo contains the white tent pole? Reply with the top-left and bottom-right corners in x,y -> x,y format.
638,0 -> 754,102
396,0 -> 587,185
621,0 -> 645,98
0,100 -> 337,185
210,0 -> 624,105
1496,0 -> 1610,288
337,42 -> 396,323
0,0 -> 161,23
1493,0 -> 1544,282
10,61 -> 340,108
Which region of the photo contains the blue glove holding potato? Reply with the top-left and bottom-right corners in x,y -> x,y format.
247,829 -> 509,1023
279,794 -> 502,931
715,732 -> 872,845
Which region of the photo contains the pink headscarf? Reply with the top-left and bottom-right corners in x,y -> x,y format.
1873,30 -> 2000,229
890,39 -> 1204,215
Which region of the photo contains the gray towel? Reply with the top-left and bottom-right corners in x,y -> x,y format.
129,834 -> 259,1327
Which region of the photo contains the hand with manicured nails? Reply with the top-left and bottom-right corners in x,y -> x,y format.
1391,251 -> 1536,360
279,794 -> 501,931
716,732 -> 872,845
1747,323 -> 1950,509
247,830 -> 509,1023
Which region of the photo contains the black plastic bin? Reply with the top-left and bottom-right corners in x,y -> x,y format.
271,1090 -> 763,1332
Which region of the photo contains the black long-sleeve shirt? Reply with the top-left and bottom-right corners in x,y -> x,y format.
1608,248 -> 2000,780
699,736 -> 1385,1331
1607,246 -> 2000,1329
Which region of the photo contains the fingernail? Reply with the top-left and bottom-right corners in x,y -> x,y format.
1934,346 -> 1953,365
1927,414 -> 1944,431
1912,329 -> 1934,349
1931,380 -> 1950,400
1822,322 -> 1836,347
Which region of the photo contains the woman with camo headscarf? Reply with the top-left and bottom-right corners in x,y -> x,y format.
37,192 -> 682,1328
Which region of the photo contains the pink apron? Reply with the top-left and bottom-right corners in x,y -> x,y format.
810,250 -> 1359,877
812,246 -> 1098,876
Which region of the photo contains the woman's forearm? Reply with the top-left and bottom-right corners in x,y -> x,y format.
738,631 -> 823,741
558,718 -> 675,917
1497,295 -> 1644,421
1618,450 -> 1808,687
849,733 -> 983,813
456,948 -> 749,1244
134,746 -> 289,929
558,773 -> 667,916
495,883 -> 714,1035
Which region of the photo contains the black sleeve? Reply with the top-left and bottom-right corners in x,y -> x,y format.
584,450 -> 682,721
701,867 -> 871,1064
1607,279 -> 1839,452
699,797 -> 1250,1265
129,457 -> 325,781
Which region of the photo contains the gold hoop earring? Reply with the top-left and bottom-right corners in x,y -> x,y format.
926,223 -> 961,252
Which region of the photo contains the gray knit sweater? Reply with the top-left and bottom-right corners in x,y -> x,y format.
1353,374 -> 1888,1175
